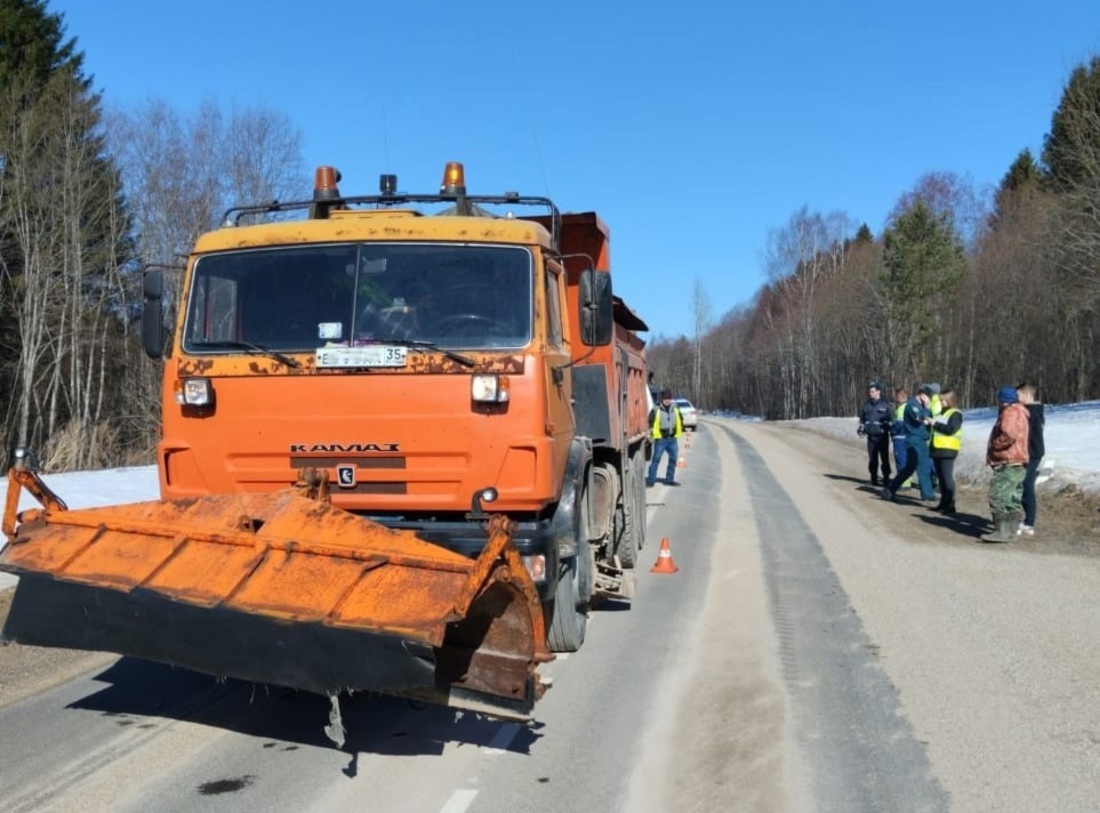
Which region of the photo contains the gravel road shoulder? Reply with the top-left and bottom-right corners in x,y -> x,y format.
732,418 -> 1100,812
780,421 -> 1100,556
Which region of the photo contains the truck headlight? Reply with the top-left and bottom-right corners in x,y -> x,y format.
471,374 -> 509,403
176,377 -> 214,406
522,554 -> 547,582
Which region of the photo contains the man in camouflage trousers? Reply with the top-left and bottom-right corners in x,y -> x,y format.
982,386 -> 1030,543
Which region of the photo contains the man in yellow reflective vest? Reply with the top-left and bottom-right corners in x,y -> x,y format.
930,388 -> 963,514
925,382 -> 943,490
647,388 -> 683,487
891,387 -> 912,487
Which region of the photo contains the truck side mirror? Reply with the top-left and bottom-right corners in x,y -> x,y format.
142,268 -> 165,359
578,268 -> 613,347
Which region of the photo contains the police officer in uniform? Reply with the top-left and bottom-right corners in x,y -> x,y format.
858,380 -> 893,486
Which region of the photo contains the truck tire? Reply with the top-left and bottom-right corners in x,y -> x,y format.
633,452 -> 648,551
615,451 -> 648,567
616,488 -> 638,569
614,453 -> 651,568
546,548 -> 592,652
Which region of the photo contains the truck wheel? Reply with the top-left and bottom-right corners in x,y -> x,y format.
633,456 -> 647,551
615,457 -> 648,568
616,491 -> 638,568
546,549 -> 591,652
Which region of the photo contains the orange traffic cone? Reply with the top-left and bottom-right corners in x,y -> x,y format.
677,454 -> 686,468
650,537 -> 679,574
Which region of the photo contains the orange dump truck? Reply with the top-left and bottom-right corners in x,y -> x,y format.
0,162 -> 649,729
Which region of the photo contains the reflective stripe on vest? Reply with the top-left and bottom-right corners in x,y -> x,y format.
931,407 -> 962,451
651,406 -> 682,439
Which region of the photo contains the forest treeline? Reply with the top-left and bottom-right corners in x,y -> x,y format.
0,1 -> 304,469
1,1 -> 1099,471
647,62 -> 1100,420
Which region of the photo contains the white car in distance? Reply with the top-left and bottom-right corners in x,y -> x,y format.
674,398 -> 698,431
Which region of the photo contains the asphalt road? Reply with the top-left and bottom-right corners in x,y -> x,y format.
1,419 -> 1098,812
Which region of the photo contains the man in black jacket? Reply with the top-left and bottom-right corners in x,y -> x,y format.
858,380 -> 893,486
1016,383 -> 1045,536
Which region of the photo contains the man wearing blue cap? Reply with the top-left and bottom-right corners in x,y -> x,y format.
982,386 -> 1030,542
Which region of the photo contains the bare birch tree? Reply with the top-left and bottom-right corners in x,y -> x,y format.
0,73 -> 69,449
691,275 -> 710,402
764,207 -> 853,417
106,98 -> 305,454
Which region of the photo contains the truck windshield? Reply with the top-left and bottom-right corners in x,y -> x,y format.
181,242 -> 534,354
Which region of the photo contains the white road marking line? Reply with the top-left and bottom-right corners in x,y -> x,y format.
484,722 -> 521,754
440,788 -> 478,813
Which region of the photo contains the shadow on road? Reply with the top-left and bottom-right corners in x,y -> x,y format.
832,474 -> 996,542
823,473 -> 874,486
916,511 -> 992,539
68,657 -> 545,760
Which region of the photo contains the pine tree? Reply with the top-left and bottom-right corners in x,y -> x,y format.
853,223 -> 874,245
1041,57 -> 1100,194
880,201 -> 966,378
989,148 -> 1043,230
1040,56 -> 1100,318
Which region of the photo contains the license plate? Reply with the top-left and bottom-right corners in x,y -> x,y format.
316,345 -> 408,368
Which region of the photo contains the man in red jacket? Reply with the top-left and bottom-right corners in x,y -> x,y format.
982,386 -> 1030,542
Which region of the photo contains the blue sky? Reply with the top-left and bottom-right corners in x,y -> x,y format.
47,0 -> 1100,339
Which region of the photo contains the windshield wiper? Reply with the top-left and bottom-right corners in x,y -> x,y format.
191,341 -> 300,369
379,338 -> 475,368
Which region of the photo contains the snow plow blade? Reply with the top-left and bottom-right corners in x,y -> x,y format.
0,466 -> 551,721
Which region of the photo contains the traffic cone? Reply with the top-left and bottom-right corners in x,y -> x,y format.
677,454 -> 686,468
650,537 -> 679,574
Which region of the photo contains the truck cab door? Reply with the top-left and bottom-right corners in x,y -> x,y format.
543,262 -> 574,459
